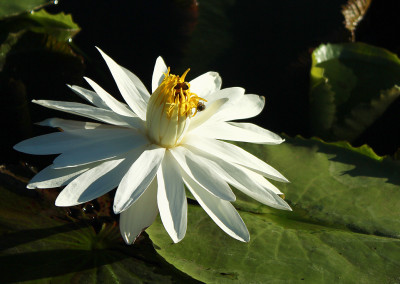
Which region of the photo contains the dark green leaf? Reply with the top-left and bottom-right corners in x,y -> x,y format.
332,85 -> 400,141
0,0 -> 52,20
0,166 -> 199,283
25,9 -> 80,41
309,43 -> 400,141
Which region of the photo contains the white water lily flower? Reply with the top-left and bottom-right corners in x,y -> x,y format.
14,48 -> 291,244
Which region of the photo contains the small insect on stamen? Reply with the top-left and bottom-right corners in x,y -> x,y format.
196,101 -> 206,112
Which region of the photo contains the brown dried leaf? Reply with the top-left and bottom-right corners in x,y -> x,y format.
341,0 -> 372,42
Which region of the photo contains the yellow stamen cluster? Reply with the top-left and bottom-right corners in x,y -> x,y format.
160,68 -> 205,118
146,68 -> 206,148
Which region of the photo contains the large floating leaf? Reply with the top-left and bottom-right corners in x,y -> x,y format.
147,137 -> 400,283
309,42 -> 400,142
0,0 -> 52,20
0,167 -> 199,283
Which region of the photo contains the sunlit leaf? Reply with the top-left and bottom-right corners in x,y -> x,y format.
147,137 -> 400,283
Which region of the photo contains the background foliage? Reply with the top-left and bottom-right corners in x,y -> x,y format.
1,0 -> 399,283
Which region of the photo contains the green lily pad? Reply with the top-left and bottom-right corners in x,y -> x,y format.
0,166 -> 199,283
24,9 -> 80,41
0,0 -> 52,20
147,137 -> 400,283
310,42 -> 400,141
1,9 -> 80,43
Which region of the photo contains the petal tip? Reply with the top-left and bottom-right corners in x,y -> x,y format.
238,232 -> 250,243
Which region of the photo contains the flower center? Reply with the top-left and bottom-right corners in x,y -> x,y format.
146,68 -> 206,148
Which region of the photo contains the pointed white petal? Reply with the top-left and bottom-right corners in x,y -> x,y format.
68,85 -> 110,109
170,147 -> 235,201
211,94 -> 265,122
188,98 -> 228,131
120,179 -> 158,244
183,171 -> 250,242
114,146 -> 165,214
195,122 -> 284,144
14,132 -> 79,155
14,128 -> 138,155
55,158 -> 125,206
188,87 -> 245,131
157,151 -> 187,243
189,72 -> 222,99
96,48 -> 147,120
52,131 -> 149,168
27,164 -> 94,189
152,56 -> 168,93
33,100 -> 143,129
120,65 -> 150,103
185,145 -> 291,210
84,77 -> 136,117
183,135 -> 289,183
37,118 -> 115,131
229,122 -> 284,143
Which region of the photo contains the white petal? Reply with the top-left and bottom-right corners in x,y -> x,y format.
120,179 -> 158,244
229,122 -> 284,144
157,150 -> 187,243
211,94 -> 265,122
189,72 -> 222,99
202,87 -> 244,105
27,164 -> 93,189
55,158 -> 125,206
185,145 -> 291,210
37,118 -> 115,131
183,135 -> 289,183
84,77 -> 136,117
182,171 -> 250,242
120,65 -> 151,103
14,128 -> 137,155
170,147 -> 235,201
195,122 -> 284,144
152,56 -> 168,93
14,132 -> 78,155
52,131 -> 149,168
68,85 -> 110,109
114,146 -> 165,213
96,48 -> 147,120
33,100 -> 143,129
188,98 -> 228,131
